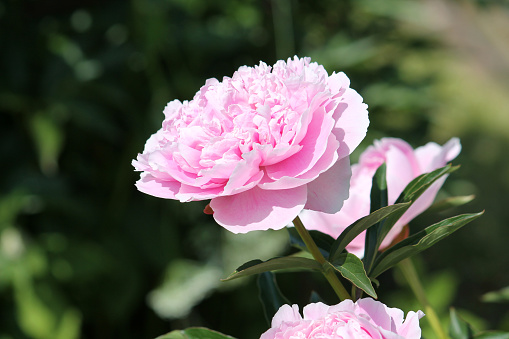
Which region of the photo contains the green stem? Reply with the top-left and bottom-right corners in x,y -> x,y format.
398,258 -> 449,339
293,216 -> 351,301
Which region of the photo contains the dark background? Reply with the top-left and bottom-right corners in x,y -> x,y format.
1,0 -> 509,338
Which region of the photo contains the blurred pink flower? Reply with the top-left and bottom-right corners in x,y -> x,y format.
133,57 -> 368,233
260,298 -> 424,339
300,138 -> 461,257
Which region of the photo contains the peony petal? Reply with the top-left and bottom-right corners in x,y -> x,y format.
398,310 -> 425,339
265,106 -> 336,180
304,156 -> 351,214
210,186 -> 307,233
332,87 -> 369,158
259,134 -> 339,190
384,140 -> 420,204
271,304 -> 302,327
135,173 -> 180,199
302,302 -> 330,320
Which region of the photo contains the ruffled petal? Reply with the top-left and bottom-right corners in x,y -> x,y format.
210,186 -> 307,233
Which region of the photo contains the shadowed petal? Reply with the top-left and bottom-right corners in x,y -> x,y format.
210,186 -> 307,233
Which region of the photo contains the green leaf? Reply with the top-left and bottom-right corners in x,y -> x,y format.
222,257 -> 322,281
481,286 -> 509,303
257,272 -> 290,325
328,203 -> 411,263
449,308 -> 474,339
156,327 -> 236,339
425,195 -> 475,214
288,228 -> 335,258
375,164 -> 459,251
329,253 -> 377,298
395,164 -> 459,204
474,332 -> 509,339
370,212 -> 484,278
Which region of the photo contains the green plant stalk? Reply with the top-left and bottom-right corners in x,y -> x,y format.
293,216 -> 351,301
398,258 -> 449,339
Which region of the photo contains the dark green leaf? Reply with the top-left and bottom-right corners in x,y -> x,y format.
222,257 -> 322,281
449,308 -> 473,339
370,212 -> 484,278
257,272 -> 290,325
156,327 -> 236,339
288,227 -> 335,258
375,164 -> 459,253
329,253 -> 377,298
396,164 -> 459,204
309,290 -> 325,304
328,203 -> 411,263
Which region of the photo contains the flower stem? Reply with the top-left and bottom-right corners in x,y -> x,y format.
398,258 -> 449,339
293,216 -> 351,301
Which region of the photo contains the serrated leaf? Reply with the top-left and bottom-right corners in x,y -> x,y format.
329,253 -> 377,298
328,203 -> 410,263
156,327 -> 236,339
449,307 -> 473,339
288,228 -> 335,258
257,272 -> 290,325
370,212 -> 483,278
222,257 -> 322,281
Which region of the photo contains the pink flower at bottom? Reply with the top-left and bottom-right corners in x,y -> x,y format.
299,137 -> 461,257
260,298 -> 424,339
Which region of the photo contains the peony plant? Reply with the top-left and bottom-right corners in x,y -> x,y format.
134,57 -> 489,339
299,137 -> 461,257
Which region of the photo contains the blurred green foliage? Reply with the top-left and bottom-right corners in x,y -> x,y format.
1,0 -> 509,338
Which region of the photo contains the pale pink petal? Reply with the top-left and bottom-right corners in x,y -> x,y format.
271,304 -> 302,327
384,140 -> 420,204
222,150 -> 263,195
210,186 -> 307,233
304,156 -> 351,214
259,134 -> 339,190
134,173 -> 180,199
302,302 -> 330,320
333,87 -> 369,158
265,106 -> 336,180
398,311 -> 425,339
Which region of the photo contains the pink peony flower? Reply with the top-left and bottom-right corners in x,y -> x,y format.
260,298 -> 424,339
133,57 -> 369,233
300,138 -> 461,257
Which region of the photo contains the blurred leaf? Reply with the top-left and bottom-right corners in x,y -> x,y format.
156,327 -> 236,339
147,260 -> 222,319
449,307 -> 474,339
29,113 -> 64,175
328,203 -> 410,263
288,228 -> 335,258
481,286 -> 509,303
426,195 -> 476,214
257,272 -> 290,325
474,332 -> 509,339
329,253 -> 377,298
222,257 -> 322,282
370,212 -> 484,277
